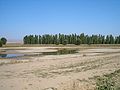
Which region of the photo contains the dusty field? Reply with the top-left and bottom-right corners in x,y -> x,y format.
0,47 -> 120,90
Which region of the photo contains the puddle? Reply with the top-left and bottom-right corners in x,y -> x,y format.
0,49 -> 78,58
0,54 -> 24,58
41,49 -> 77,55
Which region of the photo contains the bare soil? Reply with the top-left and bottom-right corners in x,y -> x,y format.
0,47 -> 120,90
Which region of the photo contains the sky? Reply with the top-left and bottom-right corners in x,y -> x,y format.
0,0 -> 120,42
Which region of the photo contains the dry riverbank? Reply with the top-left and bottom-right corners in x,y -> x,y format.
0,47 -> 120,90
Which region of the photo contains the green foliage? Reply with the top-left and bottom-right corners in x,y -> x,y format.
23,33 -> 120,45
105,35 -> 110,44
55,39 -> 59,45
115,35 -> 120,44
0,40 -> 2,47
109,35 -> 114,44
96,69 -> 120,90
63,39 -> 68,45
75,39 -> 81,45
96,76 -> 115,90
1,37 -> 7,45
0,37 -> 7,47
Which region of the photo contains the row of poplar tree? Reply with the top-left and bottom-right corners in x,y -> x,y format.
23,33 -> 120,45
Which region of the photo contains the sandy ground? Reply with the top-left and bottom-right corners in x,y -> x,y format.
0,47 -> 120,90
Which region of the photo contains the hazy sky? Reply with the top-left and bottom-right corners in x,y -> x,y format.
0,0 -> 120,42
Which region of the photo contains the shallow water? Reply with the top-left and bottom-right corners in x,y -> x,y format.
0,54 -> 24,58
0,49 -> 78,58
42,49 -> 77,55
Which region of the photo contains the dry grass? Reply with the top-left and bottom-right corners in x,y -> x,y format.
59,79 -> 95,90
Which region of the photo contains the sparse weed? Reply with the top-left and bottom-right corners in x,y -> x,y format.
95,69 -> 120,90
96,76 -> 115,90
0,60 -> 29,66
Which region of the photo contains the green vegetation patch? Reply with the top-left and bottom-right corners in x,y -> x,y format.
23,33 -> 120,45
0,37 -> 7,47
95,69 -> 120,90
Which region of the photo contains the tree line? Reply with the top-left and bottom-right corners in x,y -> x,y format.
0,37 -> 7,47
23,33 -> 120,45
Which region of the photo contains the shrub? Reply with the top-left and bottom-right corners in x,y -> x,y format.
0,40 -> 3,47
1,37 -> 7,45
96,76 -> 115,90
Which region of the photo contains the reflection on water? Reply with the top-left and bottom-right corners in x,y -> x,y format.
42,49 -> 77,55
0,49 -> 78,58
0,54 -> 7,58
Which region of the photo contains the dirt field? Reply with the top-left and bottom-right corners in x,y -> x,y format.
0,47 -> 120,90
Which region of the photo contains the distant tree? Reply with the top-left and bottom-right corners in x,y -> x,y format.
63,39 -> 68,45
35,35 -> 38,44
23,35 -> 28,44
80,33 -> 85,44
0,40 -> 2,47
39,35 -> 42,44
23,34 -> 120,45
109,35 -> 114,44
55,39 -> 59,45
61,34 -> 65,44
105,35 -> 110,44
98,34 -> 102,44
75,39 -> 81,45
1,37 -> 7,45
86,36 -> 92,45
30,35 -> 35,44
101,35 -> 105,44
119,35 -> 120,44
115,35 -> 120,44
54,34 -> 59,45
